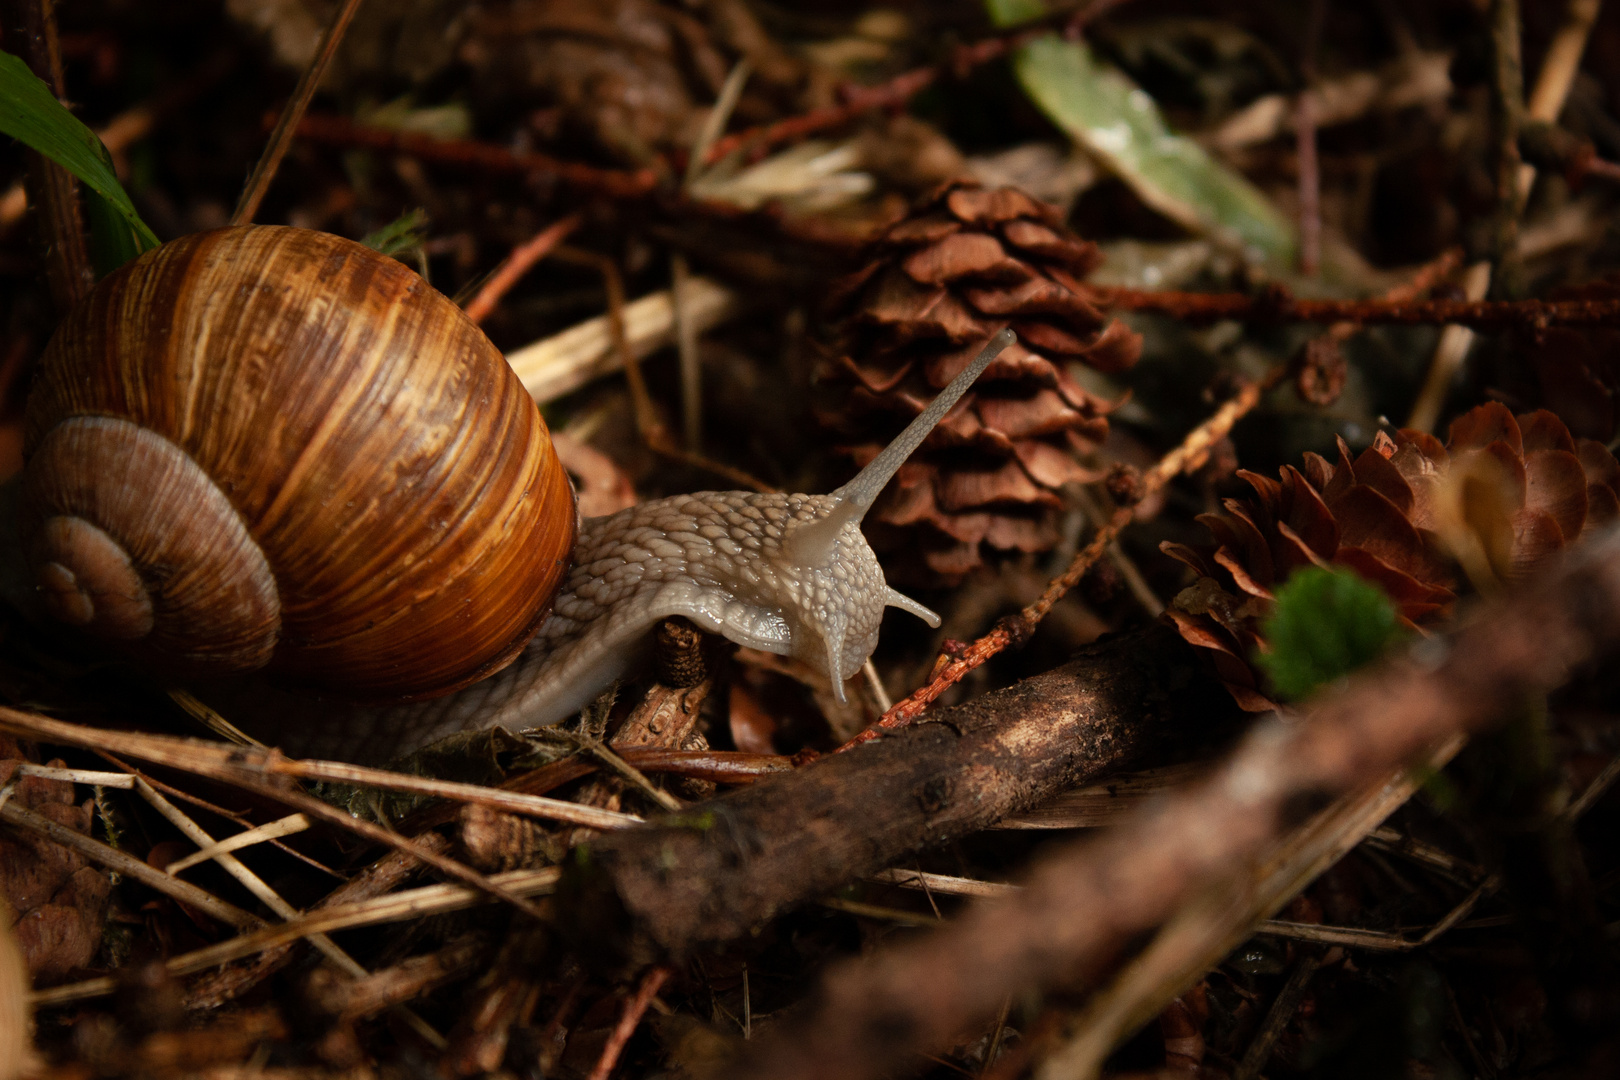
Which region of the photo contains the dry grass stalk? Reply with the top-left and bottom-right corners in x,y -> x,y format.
0,706 -> 577,919
31,865 -> 561,1010
507,276 -> 740,404
0,796 -> 260,930
1036,736 -> 1467,1079
163,813 -> 311,874
0,706 -> 640,830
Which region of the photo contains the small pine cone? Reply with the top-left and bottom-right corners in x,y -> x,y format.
1163,402 -> 1620,709
818,181 -> 1142,579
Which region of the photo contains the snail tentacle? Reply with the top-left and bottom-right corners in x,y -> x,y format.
480,329 -> 1020,727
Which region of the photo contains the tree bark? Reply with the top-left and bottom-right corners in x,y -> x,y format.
556,622 -> 1220,965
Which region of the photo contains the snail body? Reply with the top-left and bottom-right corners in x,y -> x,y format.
17,225 -> 1012,761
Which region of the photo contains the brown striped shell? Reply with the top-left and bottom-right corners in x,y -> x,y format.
20,226 -> 577,701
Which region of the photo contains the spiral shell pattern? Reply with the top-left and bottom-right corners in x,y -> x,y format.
22,226 -> 576,700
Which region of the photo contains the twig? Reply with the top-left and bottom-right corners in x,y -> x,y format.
181,836 -> 448,1012
120,769 -> 453,1045
586,966 -> 672,1080
291,113 -> 658,198
543,247 -> 774,492
187,770 -> 554,921
1072,485 -> 1162,617
1406,0 -> 1598,431
462,212 -> 584,326
699,12 -> 1098,168
673,60 -> 752,453
163,812 -> 311,874
1012,734 -> 1465,1079
93,748 -> 345,880
14,763 -> 133,788
671,253 -> 703,451
0,706 -> 605,919
685,60 -> 753,187
554,623 -> 1206,962
1233,951 -> 1322,1080
819,897 -> 940,925
1404,260 -> 1493,432
1092,286 -> 1620,329
1256,872 -> 1500,950
1564,752 -> 1620,821
549,244 -> 659,434
581,740 -> 685,814
1487,0 -> 1525,298
849,369 -> 1278,745
0,796 -> 260,929
230,0 -> 366,225
1295,0 -> 1327,277
0,706 -> 641,830
30,865 -> 561,1009
3,0 -> 93,312
728,526 -> 1620,1080
866,869 -> 1013,900
506,272 -> 741,405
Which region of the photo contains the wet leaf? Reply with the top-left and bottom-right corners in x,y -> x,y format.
1010,34 -> 1295,269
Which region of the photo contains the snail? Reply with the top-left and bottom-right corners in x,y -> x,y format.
14,226 -> 1018,761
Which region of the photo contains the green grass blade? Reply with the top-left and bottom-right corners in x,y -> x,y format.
0,48 -> 160,266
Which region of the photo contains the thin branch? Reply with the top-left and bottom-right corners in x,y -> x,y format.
1093,285 -> 1620,329
587,967 -> 672,1080
462,212 -> 584,326
31,865 -> 561,1009
729,526 -> 1620,1080
1233,951 -> 1322,1080
1295,0 -> 1327,277
0,706 -> 641,830
162,812 -> 310,875
230,0 -> 366,225
1487,0 -> 1525,298
850,369 -> 1279,744
3,0 -> 93,312
0,796 -> 260,929
290,113 -> 658,198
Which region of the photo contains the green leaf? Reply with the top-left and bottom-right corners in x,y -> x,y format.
0,47 -> 159,269
985,0 -> 1049,29
1255,566 -> 1406,701
360,207 -> 430,258
1011,34 -> 1294,269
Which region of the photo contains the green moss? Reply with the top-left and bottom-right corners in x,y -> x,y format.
1256,566 -> 1406,701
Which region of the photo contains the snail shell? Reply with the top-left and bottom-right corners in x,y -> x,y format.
20,226 -> 577,700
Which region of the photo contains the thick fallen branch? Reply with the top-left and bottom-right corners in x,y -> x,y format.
555,622 -> 1220,964
725,527 -> 1620,1080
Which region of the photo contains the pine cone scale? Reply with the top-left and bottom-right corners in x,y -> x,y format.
822,181 -> 1141,579
1166,403 -> 1620,709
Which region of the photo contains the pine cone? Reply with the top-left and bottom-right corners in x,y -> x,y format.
818,182 -> 1142,579
1163,403 -> 1620,709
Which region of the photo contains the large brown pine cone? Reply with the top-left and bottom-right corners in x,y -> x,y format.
818,182 -> 1142,580
1163,403 -> 1620,709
